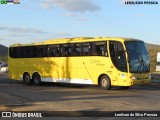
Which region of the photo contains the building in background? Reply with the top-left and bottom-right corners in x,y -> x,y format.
0,61 -> 8,73
156,52 -> 160,71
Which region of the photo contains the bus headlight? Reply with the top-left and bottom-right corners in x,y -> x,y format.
131,76 -> 137,80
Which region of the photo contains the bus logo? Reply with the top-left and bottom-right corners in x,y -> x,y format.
2,112 -> 11,117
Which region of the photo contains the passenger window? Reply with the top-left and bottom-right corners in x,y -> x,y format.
82,43 -> 91,56
92,42 -> 107,56
109,42 -> 116,58
16,47 -> 23,58
75,44 -> 82,56
55,45 -> 60,56
38,46 -> 46,57
23,47 -> 30,58
47,45 -> 57,57
67,44 -> 74,56
28,47 -> 35,57
11,47 -> 20,58
32,46 -> 38,57
63,45 -> 69,56
9,47 -> 14,58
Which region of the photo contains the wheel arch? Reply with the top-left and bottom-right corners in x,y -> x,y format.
23,72 -> 31,79
32,72 -> 41,79
98,74 -> 111,85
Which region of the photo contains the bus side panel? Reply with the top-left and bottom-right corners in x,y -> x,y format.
9,56 -> 119,86
9,58 -> 21,80
89,57 -> 119,85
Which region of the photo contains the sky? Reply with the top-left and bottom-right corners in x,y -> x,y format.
0,0 -> 160,47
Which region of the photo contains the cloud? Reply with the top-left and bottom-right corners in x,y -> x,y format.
40,0 -> 101,13
6,34 -> 30,37
0,38 -> 6,41
78,17 -> 90,21
52,32 -> 73,38
64,12 -> 89,21
0,26 -> 47,34
0,27 -> 73,46
64,12 -> 77,17
137,13 -> 144,17
22,3 -> 41,11
23,4 -> 31,9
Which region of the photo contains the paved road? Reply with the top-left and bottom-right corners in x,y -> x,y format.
0,73 -> 160,118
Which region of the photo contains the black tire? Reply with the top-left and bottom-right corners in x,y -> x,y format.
23,73 -> 32,85
120,86 -> 130,89
33,73 -> 41,85
100,75 -> 111,90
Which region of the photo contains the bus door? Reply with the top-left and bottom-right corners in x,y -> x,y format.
109,41 -> 127,85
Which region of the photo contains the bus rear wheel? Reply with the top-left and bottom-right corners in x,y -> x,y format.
23,73 -> 32,85
33,73 -> 41,85
100,75 -> 111,90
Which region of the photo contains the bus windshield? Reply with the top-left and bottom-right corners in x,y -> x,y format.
125,41 -> 150,73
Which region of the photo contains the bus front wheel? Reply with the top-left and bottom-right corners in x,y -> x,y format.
100,75 -> 111,90
23,73 -> 32,85
33,73 -> 41,85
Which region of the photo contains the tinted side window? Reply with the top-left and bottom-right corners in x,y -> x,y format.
63,45 -> 69,56
69,44 -> 75,56
9,47 -> 14,58
55,45 -> 61,56
38,46 -> 44,57
16,47 -> 23,58
9,47 -> 20,58
109,41 -> 127,72
117,42 -> 127,70
63,44 -> 74,56
82,43 -> 91,56
9,41 -> 109,58
47,45 -> 53,57
92,42 -> 107,56
75,43 -> 82,56
47,45 -> 58,57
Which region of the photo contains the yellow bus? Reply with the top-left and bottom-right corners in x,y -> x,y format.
8,37 -> 151,89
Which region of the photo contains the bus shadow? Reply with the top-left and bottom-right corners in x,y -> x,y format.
22,82 -> 160,91
1,74 -> 159,91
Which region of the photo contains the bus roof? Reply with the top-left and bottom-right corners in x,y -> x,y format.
10,37 -> 144,47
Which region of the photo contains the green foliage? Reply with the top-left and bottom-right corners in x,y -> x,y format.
0,56 -> 8,63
